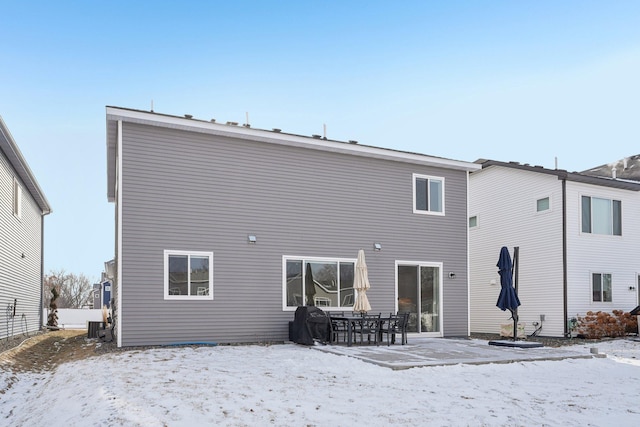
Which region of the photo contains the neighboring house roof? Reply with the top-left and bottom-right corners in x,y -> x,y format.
106,106 -> 482,203
474,158 -> 640,192
580,155 -> 640,182
0,116 -> 51,214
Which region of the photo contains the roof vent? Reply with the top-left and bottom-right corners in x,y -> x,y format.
272,128 -> 281,133
348,140 -> 358,144
184,114 -> 193,119
210,119 -> 216,123
226,121 -> 238,126
312,134 -> 321,139
612,167 -> 617,179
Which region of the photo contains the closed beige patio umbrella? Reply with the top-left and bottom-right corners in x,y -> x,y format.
353,249 -> 372,313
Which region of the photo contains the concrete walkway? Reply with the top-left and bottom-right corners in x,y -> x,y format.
313,336 -> 595,370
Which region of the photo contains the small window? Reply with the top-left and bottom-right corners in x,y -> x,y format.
592,273 -> 612,302
413,173 -> 444,215
164,250 -> 213,300
13,178 -> 22,218
469,216 -> 478,228
536,197 -> 550,212
582,196 -> 621,236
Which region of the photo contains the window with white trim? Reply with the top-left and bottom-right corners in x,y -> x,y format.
284,256 -> 355,310
13,178 -> 22,218
164,250 -> 213,300
413,173 -> 444,215
536,197 -> 550,212
592,272 -> 612,302
581,196 -> 621,236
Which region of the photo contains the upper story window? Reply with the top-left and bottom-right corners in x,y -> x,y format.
581,196 -> 621,236
164,250 -> 213,300
468,215 -> 478,228
13,178 -> 22,218
284,256 -> 355,310
413,174 -> 444,215
536,197 -> 550,212
592,272 -> 612,302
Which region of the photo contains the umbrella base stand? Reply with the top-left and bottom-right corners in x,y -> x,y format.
488,340 -> 543,348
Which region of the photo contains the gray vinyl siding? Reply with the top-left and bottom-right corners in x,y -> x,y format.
119,122 -> 470,346
0,151 -> 43,339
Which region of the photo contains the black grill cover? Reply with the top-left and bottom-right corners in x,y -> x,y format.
289,306 -> 331,345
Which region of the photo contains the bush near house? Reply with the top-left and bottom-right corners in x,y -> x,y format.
576,310 -> 638,339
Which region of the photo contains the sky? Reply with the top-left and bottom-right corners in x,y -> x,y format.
1,337 -> 639,426
2,1 -> 640,280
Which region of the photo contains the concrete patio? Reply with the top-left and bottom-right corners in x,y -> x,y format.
313,336 -> 597,370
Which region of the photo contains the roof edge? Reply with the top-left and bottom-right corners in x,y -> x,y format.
106,106 -> 481,173
476,159 -> 640,191
0,116 -> 52,214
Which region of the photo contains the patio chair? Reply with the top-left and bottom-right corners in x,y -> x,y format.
329,315 -> 350,344
353,313 -> 381,345
380,312 -> 409,345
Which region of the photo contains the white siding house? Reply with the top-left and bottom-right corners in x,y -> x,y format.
469,160 -> 640,338
0,116 -> 51,340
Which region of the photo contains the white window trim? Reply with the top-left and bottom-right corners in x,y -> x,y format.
535,195 -> 551,213
590,271 -> 613,303
412,173 -> 445,216
580,194 -> 622,236
13,177 -> 22,219
164,250 -> 214,300
282,255 -> 356,311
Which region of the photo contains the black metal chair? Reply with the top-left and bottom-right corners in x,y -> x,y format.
329,315 -> 350,344
353,313 -> 381,345
380,312 -> 409,345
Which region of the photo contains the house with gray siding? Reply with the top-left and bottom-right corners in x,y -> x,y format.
469,160 -> 640,338
0,116 -> 51,340
106,106 -> 480,347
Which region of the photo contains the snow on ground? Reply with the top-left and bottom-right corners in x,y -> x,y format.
1,339 -> 639,427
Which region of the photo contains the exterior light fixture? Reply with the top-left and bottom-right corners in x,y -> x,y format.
448,272 -> 456,279
248,235 -> 257,244
373,243 -> 382,251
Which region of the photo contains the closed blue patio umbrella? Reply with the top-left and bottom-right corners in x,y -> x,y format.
496,246 -> 521,340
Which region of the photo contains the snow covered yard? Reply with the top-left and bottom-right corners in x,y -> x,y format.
1,339 -> 639,426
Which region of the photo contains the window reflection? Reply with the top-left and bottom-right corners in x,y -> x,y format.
285,258 -> 355,308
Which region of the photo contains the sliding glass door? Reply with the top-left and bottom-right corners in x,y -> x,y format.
397,262 -> 442,336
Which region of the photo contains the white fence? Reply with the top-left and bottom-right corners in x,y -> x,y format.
43,308 -> 104,329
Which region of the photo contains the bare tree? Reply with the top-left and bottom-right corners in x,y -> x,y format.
44,270 -> 96,309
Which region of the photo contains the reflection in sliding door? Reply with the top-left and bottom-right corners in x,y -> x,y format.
397,263 -> 442,335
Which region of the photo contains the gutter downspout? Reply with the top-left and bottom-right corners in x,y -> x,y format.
561,176 -> 568,336
40,216 -> 44,331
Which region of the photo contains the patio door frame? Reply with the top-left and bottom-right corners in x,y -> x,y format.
395,260 -> 443,337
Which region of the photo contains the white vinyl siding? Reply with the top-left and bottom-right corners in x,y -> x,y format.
469,167 -> 565,337
0,154 -> 44,339
566,181 -> 640,317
